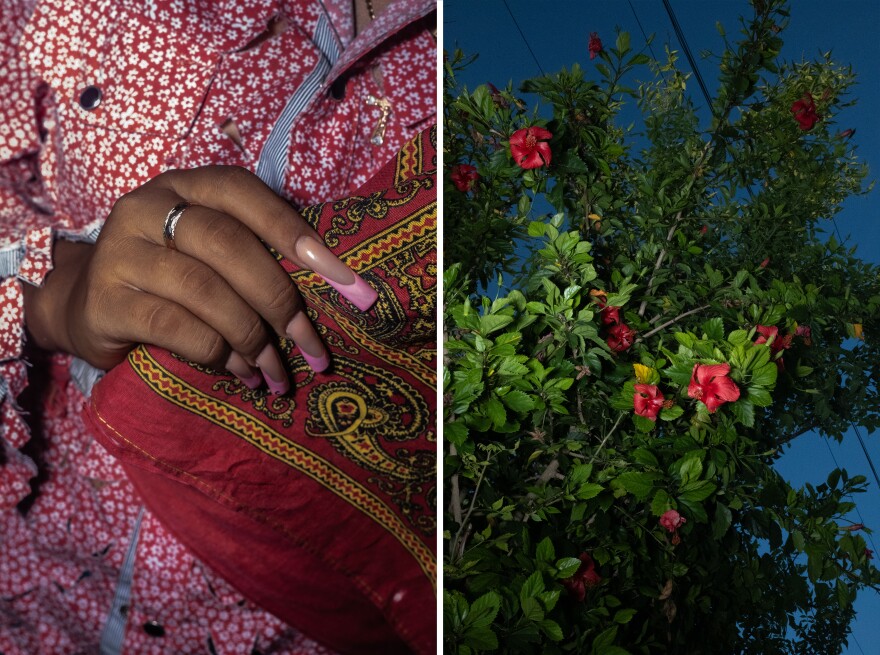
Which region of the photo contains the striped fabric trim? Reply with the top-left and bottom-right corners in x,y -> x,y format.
0,245 -> 22,280
70,356 -> 105,398
255,12 -> 340,193
99,507 -> 145,655
0,220 -> 103,280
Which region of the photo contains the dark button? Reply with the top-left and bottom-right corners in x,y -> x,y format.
143,620 -> 165,637
329,76 -> 347,100
79,85 -> 102,111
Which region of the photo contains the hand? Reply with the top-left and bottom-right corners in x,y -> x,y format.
23,166 -> 377,394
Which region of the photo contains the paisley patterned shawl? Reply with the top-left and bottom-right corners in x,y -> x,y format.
85,126 -> 437,655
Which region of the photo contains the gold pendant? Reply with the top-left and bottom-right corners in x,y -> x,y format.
365,94 -> 392,146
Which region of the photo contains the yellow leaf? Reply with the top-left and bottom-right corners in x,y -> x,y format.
588,213 -> 602,221
633,363 -> 655,384
853,323 -> 864,340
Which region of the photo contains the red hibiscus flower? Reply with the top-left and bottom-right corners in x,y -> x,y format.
687,363 -> 740,413
659,509 -> 687,545
795,324 -> 812,346
510,126 -> 552,169
450,164 -> 479,192
562,552 -> 602,602
659,509 -> 686,532
790,93 -> 820,131
634,384 -> 665,421
588,32 -> 603,60
607,323 -> 635,352
755,325 -> 792,355
601,305 -> 621,326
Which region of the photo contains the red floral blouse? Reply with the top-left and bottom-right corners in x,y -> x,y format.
0,0 -> 435,652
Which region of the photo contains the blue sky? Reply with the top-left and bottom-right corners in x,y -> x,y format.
443,1 -> 880,651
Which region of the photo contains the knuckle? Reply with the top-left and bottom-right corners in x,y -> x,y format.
198,332 -> 229,369
143,303 -> 179,337
203,215 -> 250,260
234,316 -> 269,358
213,165 -> 255,192
178,262 -> 219,300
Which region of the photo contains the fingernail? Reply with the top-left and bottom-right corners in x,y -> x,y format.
225,351 -> 263,390
256,343 -> 289,395
296,236 -> 378,311
285,313 -> 331,373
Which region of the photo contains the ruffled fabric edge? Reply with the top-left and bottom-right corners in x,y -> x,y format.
0,219 -> 104,510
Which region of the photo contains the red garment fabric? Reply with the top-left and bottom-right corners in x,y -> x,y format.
0,0 -> 436,652
86,127 -> 438,654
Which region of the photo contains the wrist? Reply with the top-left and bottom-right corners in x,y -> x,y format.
22,239 -> 92,356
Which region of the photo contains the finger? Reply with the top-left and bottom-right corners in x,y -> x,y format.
134,201 -> 330,373
157,167 -> 378,311
105,287 -> 290,395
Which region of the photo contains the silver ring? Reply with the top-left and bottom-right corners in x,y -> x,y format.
162,202 -> 193,250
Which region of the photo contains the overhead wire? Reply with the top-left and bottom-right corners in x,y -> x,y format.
660,0 -> 713,111
500,0 -> 546,76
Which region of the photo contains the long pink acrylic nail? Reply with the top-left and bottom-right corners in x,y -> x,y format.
225,352 -> 264,390
296,236 -> 378,311
285,313 -> 331,373
256,344 -> 289,395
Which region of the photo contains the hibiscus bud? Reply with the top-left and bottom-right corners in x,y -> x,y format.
838,128 -> 856,139
486,82 -> 509,108
844,523 -> 864,532
866,548 -> 874,560
760,257 -> 770,268
588,32 -> 603,60
700,225 -> 708,235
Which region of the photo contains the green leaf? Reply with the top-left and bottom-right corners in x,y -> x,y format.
727,329 -> 750,346
479,313 -> 514,335
660,404 -> 684,421
711,503 -> 732,539
539,619 -> 564,642
463,626 -> 499,651
615,472 -> 660,500
485,397 -> 507,428
592,625 -> 619,651
730,399 -> 755,427
615,31 -> 631,54
577,483 -> 605,500
678,453 -> 703,484
750,362 -> 778,388
569,463 -> 594,486
536,537 -> 555,563
501,389 -> 535,413
651,489 -> 670,516
679,480 -> 716,502
555,557 -> 583,579
467,591 -> 502,628
521,571 -> 545,602
701,317 -> 724,341
613,608 -> 637,624
520,596 -> 544,621
632,447 -> 659,468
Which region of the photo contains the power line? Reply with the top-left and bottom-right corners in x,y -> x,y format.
500,0 -> 546,76
821,438 -> 879,557
627,0 -> 662,73
660,0 -> 713,111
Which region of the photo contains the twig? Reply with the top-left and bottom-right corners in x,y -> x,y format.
636,304 -> 710,342
449,443 -> 463,525
589,412 -> 626,465
451,463 -> 487,562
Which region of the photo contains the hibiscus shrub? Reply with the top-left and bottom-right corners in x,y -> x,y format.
443,1 -> 880,653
